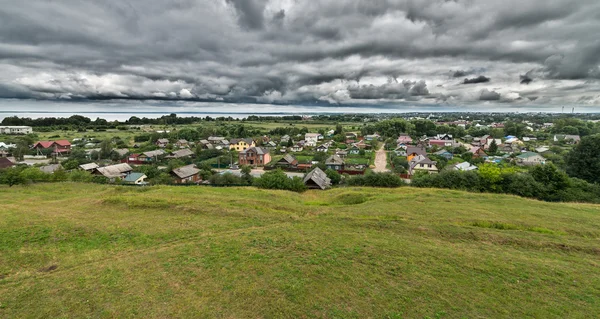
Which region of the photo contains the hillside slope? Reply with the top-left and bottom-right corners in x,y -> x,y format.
1,184 -> 599,318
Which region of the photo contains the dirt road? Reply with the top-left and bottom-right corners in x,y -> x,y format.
373,145 -> 390,172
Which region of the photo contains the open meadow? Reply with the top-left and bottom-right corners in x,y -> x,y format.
1,183 -> 599,318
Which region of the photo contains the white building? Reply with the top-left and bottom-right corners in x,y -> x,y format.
0,126 -> 33,135
304,133 -> 322,147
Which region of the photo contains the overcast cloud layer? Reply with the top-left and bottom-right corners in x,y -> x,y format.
1,0 -> 600,109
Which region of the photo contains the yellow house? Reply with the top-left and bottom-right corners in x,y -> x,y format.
229,138 -> 255,152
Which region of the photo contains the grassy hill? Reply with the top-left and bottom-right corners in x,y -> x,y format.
1,184 -> 599,318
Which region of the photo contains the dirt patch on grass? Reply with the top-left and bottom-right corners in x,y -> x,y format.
39,264 -> 58,273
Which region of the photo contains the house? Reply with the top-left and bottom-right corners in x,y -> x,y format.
554,134 -> 581,144
229,138 -> 255,152
345,132 -> 358,139
0,126 -> 33,135
469,147 -> 488,158
290,144 -> 304,152
0,157 -> 15,169
39,164 -> 63,174
280,135 -> 291,144
33,140 -> 71,155
406,146 -> 427,161
93,163 -> 133,181
175,139 -> 189,148
79,163 -> 99,172
155,138 -> 169,148
435,134 -> 453,140
516,152 -> 546,166
429,139 -> 458,148
451,162 -> 478,171
208,136 -> 226,144
123,172 -> 148,185
433,149 -> 453,160
198,139 -> 213,149
365,133 -> 381,141
316,144 -> 328,152
348,145 -> 361,155
239,147 -> 271,167
125,150 -> 166,164
354,140 -> 369,149
501,144 -> 522,154
110,148 -> 129,158
266,141 -> 278,148
276,154 -> 298,168
393,146 -> 407,157
535,146 -> 550,153
0,142 -> 16,150
408,155 -> 438,175
303,167 -> 331,190
397,134 -> 413,144
325,155 -> 345,170
304,133 -> 321,147
170,164 -> 201,184
166,148 -> 195,159
336,150 -> 348,158
326,129 -> 335,137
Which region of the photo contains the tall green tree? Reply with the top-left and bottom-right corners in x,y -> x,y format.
565,134 -> 600,184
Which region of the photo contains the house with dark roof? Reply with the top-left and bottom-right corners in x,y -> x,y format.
170,164 -> 201,184
175,139 -> 189,148
303,167 -> 331,190
325,155 -> 345,170
93,163 -> 133,181
166,148 -> 195,159
239,147 -> 271,167
276,154 -> 298,168
406,146 -> 427,161
155,138 -> 169,148
408,155 -> 438,175
0,157 -> 15,169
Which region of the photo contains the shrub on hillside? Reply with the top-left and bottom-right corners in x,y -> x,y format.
253,169 -> 307,192
346,172 -> 405,188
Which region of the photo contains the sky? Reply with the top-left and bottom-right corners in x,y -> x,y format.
1,0 -> 600,111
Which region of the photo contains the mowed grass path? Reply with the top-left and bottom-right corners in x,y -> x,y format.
1,184 -> 599,318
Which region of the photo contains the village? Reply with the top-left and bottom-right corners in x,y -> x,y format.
0,114 -> 590,191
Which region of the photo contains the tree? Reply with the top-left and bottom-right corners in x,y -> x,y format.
488,139 -> 498,155
565,134 -> 600,184
99,139 -> 112,159
0,168 -> 25,187
325,168 -> 342,185
241,165 -> 253,185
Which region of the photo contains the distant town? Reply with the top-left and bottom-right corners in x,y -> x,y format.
1,112 -> 599,202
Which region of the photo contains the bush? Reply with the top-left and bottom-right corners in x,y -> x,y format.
253,169 -> 307,192
346,172 -> 405,188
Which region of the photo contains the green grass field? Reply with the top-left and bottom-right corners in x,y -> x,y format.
1,184 -> 599,318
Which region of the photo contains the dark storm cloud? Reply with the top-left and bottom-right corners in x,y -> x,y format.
0,0 -> 598,107
479,89 -> 501,101
226,0 -> 267,30
463,76 -> 491,84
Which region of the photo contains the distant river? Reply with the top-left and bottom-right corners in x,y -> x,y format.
0,99 -> 590,121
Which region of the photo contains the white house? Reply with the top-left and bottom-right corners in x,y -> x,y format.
0,126 -> 33,135
304,133 -> 322,147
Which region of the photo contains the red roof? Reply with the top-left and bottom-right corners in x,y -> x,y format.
34,141 -> 54,148
54,140 -> 71,146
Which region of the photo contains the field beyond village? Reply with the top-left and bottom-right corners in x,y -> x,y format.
1,184 -> 600,318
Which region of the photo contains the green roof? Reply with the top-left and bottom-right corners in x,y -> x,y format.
124,172 -> 146,182
516,152 -> 539,159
